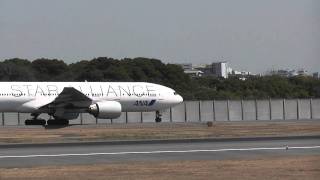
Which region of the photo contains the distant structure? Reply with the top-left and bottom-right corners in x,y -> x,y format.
179,63 -> 193,71
269,69 -> 297,77
184,70 -> 204,77
178,63 -> 204,77
178,61 -> 252,79
229,69 -> 252,76
179,62 -> 314,79
197,62 -> 229,78
297,69 -> 308,76
267,69 -> 308,77
228,69 -> 252,80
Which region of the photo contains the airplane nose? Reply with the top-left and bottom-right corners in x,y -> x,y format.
176,95 -> 183,104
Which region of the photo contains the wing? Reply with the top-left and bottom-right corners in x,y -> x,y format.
38,87 -> 93,119
44,87 -> 92,109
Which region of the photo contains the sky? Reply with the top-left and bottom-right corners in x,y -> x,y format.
0,0 -> 319,74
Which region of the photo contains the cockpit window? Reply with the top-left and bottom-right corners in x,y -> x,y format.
174,92 -> 177,95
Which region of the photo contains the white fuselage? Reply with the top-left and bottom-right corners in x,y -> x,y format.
0,82 -> 183,114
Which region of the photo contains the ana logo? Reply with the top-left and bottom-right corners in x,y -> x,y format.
148,100 -> 156,106
134,100 -> 156,106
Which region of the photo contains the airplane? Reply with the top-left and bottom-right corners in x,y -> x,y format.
0,82 -> 183,125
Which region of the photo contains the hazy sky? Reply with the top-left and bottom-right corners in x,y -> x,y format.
0,0 -> 319,73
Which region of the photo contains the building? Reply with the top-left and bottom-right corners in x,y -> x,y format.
313,72 -> 319,78
297,69 -> 308,76
268,69 -> 297,77
179,63 -> 193,70
178,61 -> 252,79
231,70 -> 251,76
184,70 -> 204,77
268,69 -> 310,77
177,63 -> 204,77
198,62 -> 229,78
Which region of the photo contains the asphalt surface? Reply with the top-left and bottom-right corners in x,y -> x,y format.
0,136 -> 319,168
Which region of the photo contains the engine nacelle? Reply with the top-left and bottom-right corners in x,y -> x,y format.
88,101 -> 122,119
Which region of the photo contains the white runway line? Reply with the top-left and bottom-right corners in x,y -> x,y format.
0,146 -> 320,159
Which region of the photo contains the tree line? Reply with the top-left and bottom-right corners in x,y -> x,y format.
0,57 -> 319,100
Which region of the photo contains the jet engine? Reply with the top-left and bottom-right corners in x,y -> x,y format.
88,101 -> 122,119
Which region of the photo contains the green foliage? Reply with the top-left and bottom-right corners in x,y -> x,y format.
0,57 -> 319,100
32,58 -> 69,81
0,59 -> 35,81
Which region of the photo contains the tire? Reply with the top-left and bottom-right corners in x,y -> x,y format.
25,119 -> 46,126
47,119 -> 69,126
155,117 -> 162,123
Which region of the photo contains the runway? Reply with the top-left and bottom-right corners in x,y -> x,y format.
0,136 -> 319,168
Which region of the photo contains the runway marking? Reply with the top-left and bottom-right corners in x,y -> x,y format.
0,146 -> 320,159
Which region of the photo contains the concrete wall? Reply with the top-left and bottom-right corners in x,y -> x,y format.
285,99 -> 298,120
257,100 -> 270,120
228,100 -> 242,121
1,99 -> 319,125
242,100 -> 256,121
298,99 -> 311,119
186,101 -> 200,122
214,100 -> 228,121
270,99 -> 283,120
312,99 -> 320,119
200,101 -> 214,122
171,103 -> 185,122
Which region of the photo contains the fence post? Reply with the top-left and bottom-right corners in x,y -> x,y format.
80,113 -> 83,125
199,101 -> 201,122
140,112 -> 143,123
170,107 -> 172,123
213,100 -> 216,121
95,117 -> 98,124
125,112 -> 128,123
310,98 -> 313,119
269,98 -> 272,120
18,112 -> 20,125
283,99 -> 286,120
184,102 -> 187,122
227,100 -> 230,121
241,99 -> 244,121
1,112 -> 4,126
255,99 -> 258,120
297,99 -> 300,120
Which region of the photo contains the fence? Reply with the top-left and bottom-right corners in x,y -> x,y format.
1,99 -> 320,125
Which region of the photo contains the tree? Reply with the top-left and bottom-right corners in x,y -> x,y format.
32,58 -> 68,81
0,58 -> 35,81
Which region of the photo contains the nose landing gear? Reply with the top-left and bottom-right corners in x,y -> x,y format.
155,111 -> 162,123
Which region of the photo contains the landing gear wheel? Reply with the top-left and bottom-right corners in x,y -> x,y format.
25,113 -> 46,126
47,119 -> 69,126
155,117 -> 162,123
155,111 -> 162,123
25,119 -> 46,126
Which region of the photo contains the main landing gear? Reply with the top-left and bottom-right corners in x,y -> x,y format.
24,113 -> 69,126
25,113 -> 46,126
47,118 -> 69,126
155,111 -> 162,123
